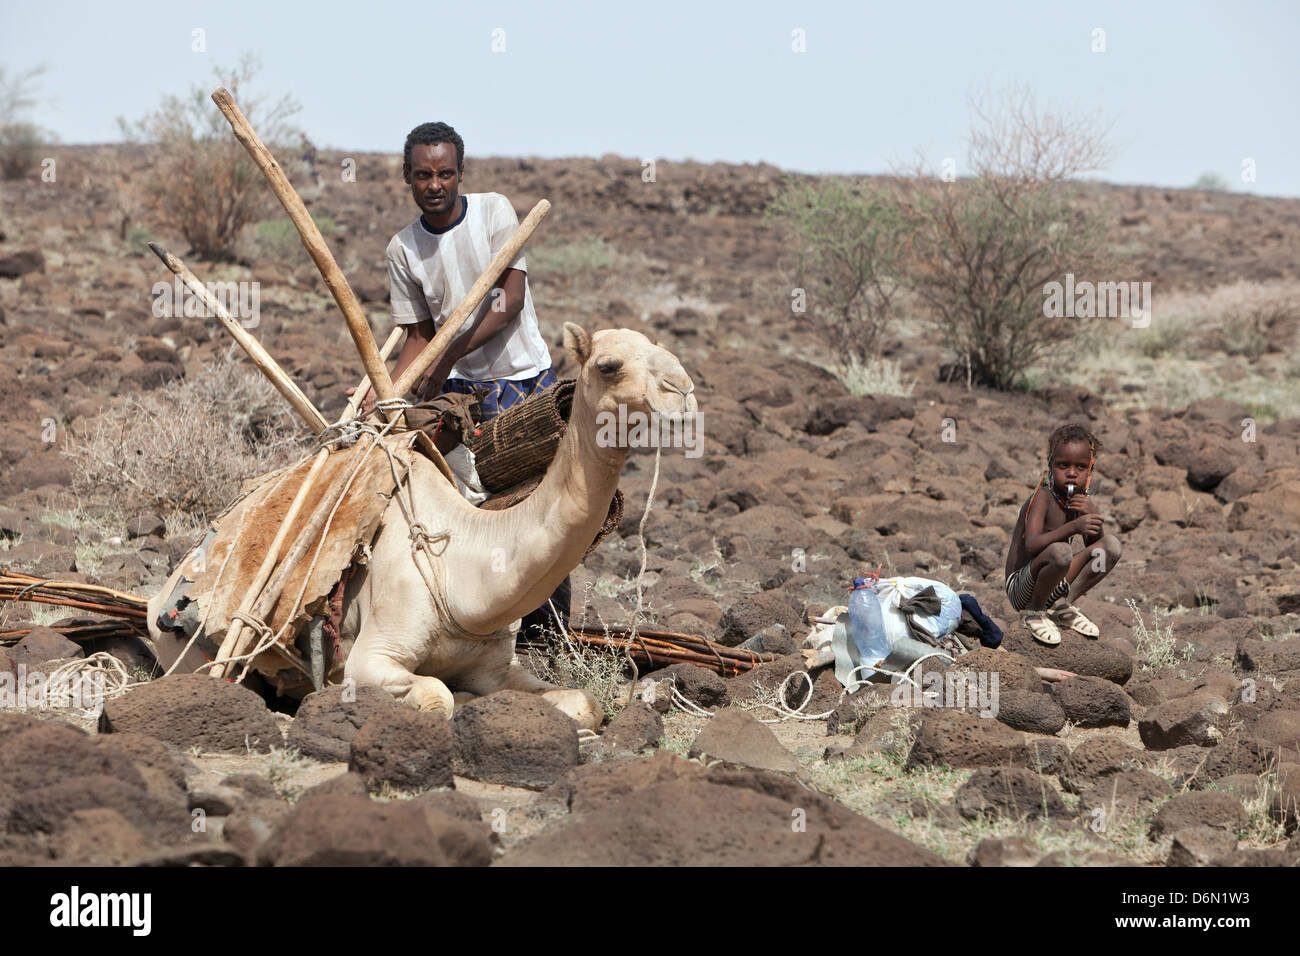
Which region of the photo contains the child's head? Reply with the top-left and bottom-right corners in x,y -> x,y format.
1046,423 -> 1101,493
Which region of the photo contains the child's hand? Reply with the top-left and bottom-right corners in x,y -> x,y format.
1068,494 -> 1097,515
1073,513 -> 1104,538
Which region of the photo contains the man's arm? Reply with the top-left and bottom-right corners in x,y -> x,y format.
415,268 -> 526,394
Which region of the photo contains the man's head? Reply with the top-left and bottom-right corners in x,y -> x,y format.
403,122 -> 465,220
1047,423 -> 1101,493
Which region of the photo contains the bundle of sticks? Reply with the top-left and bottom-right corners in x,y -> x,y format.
522,622 -> 779,677
0,571 -> 148,625
0,619 -> 144,648
0,570 -> 765,679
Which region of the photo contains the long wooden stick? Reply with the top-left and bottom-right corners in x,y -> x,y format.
211,329 -> 403,678
210,88 -> 396,418
148,243 -> 328,434
390,199 -> 551,398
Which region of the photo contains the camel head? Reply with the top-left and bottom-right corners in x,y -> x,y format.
562,323 -> 699,458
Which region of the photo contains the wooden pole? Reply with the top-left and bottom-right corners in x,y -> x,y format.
210,88 -> 397,417
210,329 -> 403,678
391,199 -> 551,398
148,243 -> 328,435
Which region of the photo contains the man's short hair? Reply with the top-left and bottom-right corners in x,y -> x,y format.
404,122 -> 464,169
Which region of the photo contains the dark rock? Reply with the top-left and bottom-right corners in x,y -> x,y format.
688,707 -> 798,774
1002,624 -> 1134,684
656,662 -> 729,708
954,767 -> 1071,821
995,689 -> 1067,735
533,750 -> 708,819
9,774 -> 190,842
48,808 -> 152,865
296,771 -> 370,804
1270,764 -> 1300,834
1077,770 -> 1174,817
94,732 -> 189,790
258,795 -> 491,866
452,690 -> 578,790
287,683 -> 408,762
1050,675 -> 1132,728
1059,736 -> 1149,794
1189,733 -> 1287,786
825,683 -> 894,735
7,625 -> 84,666
969,835 -> 1039,866
222,798 -> 291,859
99,673 -> 282,753
1150,791 -> 1248,838
133,843 -> 248,867
349,706 -> 454,793
502,772 -> 946,866
0,725 -> 145,792
906,710 -> 1032,771
1167,826 -> 1238,867
409,789 -> 486,826
1209,848 -> 1298,867
726,653 -> 838,714
601,700 -> 663,754
1138,691 -> 1230,750
0,249 -> 45,279
717,593 -> 804,647
126,513 -> 166,539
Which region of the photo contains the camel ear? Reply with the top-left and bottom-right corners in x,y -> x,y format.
563,322 -> 591,367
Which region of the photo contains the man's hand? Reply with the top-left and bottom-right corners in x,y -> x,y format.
415,347 -> 460,402
345,385 -> 377,416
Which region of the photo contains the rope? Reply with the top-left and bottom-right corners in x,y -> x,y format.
621,446 -> 663,686
46,652 -> 139,715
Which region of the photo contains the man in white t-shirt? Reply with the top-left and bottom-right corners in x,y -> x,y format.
381,121 -> 567,643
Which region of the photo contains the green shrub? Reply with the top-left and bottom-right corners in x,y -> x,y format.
1192,171 -> 1230,192
765,178 -> 904,365
118,53 -> 303,262
0,66 -> 55,180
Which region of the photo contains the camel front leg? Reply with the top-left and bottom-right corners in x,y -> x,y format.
346,629 -> 454,718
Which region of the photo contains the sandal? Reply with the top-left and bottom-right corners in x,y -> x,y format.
1052,604 -> 1100,638
1022,610 -> 1061,646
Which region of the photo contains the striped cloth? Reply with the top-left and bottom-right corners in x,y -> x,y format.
424,367 -> 559,425
1005,562 -> 1070,612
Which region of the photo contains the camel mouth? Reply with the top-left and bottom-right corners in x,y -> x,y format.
594,401 -> 703,458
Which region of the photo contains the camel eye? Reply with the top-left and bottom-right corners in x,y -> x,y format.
596,356 -> 623,375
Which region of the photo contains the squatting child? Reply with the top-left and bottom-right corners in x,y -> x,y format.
1003,423 -> 1122,645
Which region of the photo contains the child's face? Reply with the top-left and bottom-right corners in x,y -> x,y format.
1051,439 -> 1093,494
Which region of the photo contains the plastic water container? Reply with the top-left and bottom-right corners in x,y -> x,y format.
848,577 -> 891,678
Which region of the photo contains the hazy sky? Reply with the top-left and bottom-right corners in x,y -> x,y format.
3,0 -> 1298,195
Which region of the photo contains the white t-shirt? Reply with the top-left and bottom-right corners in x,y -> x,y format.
386,192 -> 552,382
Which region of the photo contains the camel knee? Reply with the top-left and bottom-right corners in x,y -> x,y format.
1044,542 -> 1073,568
344,653 -> 398,692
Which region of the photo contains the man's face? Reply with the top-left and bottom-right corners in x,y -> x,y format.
1051,439 -> 1092,494
404,142 -> 462,218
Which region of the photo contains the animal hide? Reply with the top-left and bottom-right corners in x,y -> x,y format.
186,433 -> 421,657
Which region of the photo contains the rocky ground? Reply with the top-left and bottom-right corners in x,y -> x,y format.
0,147 -> 1298,865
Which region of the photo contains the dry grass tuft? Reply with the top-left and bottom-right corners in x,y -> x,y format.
65,348 -> 309,527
